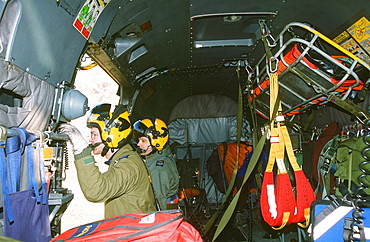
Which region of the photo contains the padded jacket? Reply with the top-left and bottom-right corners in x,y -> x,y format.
74,144 -> 156,218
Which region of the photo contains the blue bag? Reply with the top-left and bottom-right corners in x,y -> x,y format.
1,128 -> 51,242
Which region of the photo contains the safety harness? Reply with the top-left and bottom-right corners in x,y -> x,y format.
260,71 -> 316,229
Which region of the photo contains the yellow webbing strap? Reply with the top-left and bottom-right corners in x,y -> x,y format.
259,22 -> 293,228
273,78 -> 312,228
279,124 -> 311,227
300,208 -> 311,228
266,72 -> 296,229
269,73 -> 288,175
272,212 -> 291,230
269,72 -> 302,173
280,125 -> 312,228
280,125 -> 301,171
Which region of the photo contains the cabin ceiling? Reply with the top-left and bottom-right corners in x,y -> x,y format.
85,0 -> 370,122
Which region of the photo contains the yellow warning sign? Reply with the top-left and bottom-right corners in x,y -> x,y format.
347,17 -> 370,55
348,17 -> 370,42
334,16 -> 370,64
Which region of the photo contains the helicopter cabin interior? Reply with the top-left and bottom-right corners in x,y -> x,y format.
0,0 -> 370,241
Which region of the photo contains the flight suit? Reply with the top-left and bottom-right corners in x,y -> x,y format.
144,146 -> 179,210
74,143 -> 156,218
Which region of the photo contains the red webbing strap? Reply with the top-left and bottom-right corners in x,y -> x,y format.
279,124 -> 316,227
260,72 -> 315,229
260,72 -> 296,230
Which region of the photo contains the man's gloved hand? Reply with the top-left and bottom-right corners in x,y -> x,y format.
58,123 -> 88,155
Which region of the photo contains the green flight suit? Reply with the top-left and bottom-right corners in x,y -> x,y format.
144,146 -> 179,210
74,144 -> 156,218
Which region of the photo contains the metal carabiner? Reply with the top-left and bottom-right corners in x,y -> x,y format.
265,33 -> 277,48
259,19 -> 276,47
244,60 -> 254,75
268,57 -> 278,73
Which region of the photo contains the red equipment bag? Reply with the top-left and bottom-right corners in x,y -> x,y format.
51,210 -> 203,242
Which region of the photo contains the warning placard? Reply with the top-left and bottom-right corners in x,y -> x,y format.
347,17 -> 370,55
333,17 -> 370,64
73,0 -> 111,39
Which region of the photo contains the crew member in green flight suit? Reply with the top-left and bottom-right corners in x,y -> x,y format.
132,117 -> 180,210
59,104 -> 156,218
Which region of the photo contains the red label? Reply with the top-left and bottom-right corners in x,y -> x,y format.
82,27 -> 91,39
73,19 -> 83,31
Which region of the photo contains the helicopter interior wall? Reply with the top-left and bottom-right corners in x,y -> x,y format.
85,0 -> 192,88
0,59 -> 55,131
1,0 -> 87,88
169,117 -> 251,146
0,0 -> 57,130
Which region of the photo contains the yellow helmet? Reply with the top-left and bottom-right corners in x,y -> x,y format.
133,118 -> 169,151
87,103 -> 132,148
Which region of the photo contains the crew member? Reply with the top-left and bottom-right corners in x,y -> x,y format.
59,103 -> 156,218
132,118 -> 179,210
